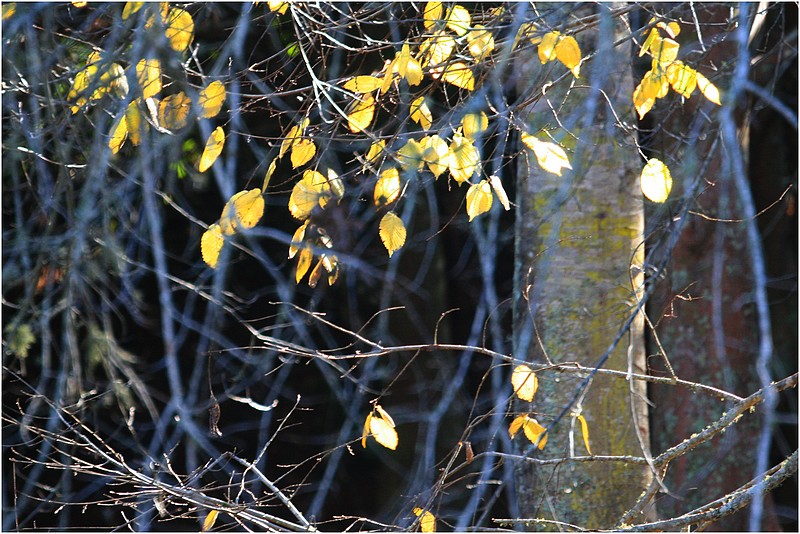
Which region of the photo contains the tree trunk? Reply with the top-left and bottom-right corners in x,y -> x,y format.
512,6 -> 652,529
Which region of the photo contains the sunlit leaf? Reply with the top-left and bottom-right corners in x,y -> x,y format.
72,2 -> 87,8
136,58 -> 161,99
368,409 -> 399,450
640,158 -> 672,203
403,57 -> 423,86
308,257 -> 326,288
413,508 -> 437,533
462,111 -> 488,141
347,93 -> 376,133
649,36 -> 679,65
122,2 -> 144,19
639,28 -> 659,58
101,63 -> 129,98
522,417 -> 548,449
513,21 -> 538,51
198,80 -> 226,118
361,412 -> 372,448
198,127 -> 225,173
695,71 -> 721,105
555,35 -> 582,77
511,364 -> 538,401
576,414 -> 593,456
280,118 -> 309,159
488,174 -> 510,211
466,180 -> 493,221
158,92 -> 191,130
295,246 -> 312,283
421,135 -> 451,178
289,170 -> 331,220
466,25 -> 494,61
397,138 -> 425,171
508,414 -> 527,439
380,58 -> 397,95
109,112 -> 128,154
448,133 -> 479,183
664,21 -> 681,39
219,189 -> 265,235
520,133 -> 572,176
267,0 -> 288,15
379,212 -> 406,258
262,158 -> 277,192
422,1 -> 442,32
202,510 -> 219,532
124,100 -> 144,146
288,221 -> 308,259
327,168 -> 345,199
633,78 -> 657,120
290,138 -> 316,169
396,43 -> 411,80
3,3 -> 15,20
538,31 -> 559,63
375,404 -> 396,428
374,167 -> 402,207
444,4 -> 470,36
666,61 -> 697,98
165,8 -> 194,52
441,62 -> 474,90
420,32 -> 456,69
366,140 -> 385,166
410,97 -> 432,130
344,75 -> 384,93
201,223 -> 225,269
324,255 -> 339,286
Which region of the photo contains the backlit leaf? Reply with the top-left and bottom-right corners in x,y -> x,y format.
344,75 -> 384,93
361,412 -> 372,448
467,25 -> 494,61
410,97 -> 432,130
462,111 -> 488,141
158,92 -> 191,130
421,135 -> 451,178
639,28 -> 659,58
538,31 -> 559,63
403,57 -> 423,86
397,138 -> 425,171
122,2 -> 144,19
220,189 -> 264,235
347,93 -> 375,133
413,508 -> 437,533
520,133 -> 572,176
202,510 -> 219,532
441,62 -> 474,90
109,112 -> 128,154
422,1 -> 442,31
102,63 -> 129,98
288,221 -> 308,259
666,61 -> 697,98
555,34 -> 582,77
522,417 -> 548,450
396,43 -> 411,80
374,167 -> 402,207
576,414 -> 593,455
444,4 -> 470,36
380,59 -> 397,95
198,80 -> 226,118
466,180 -> 493,221
289,170 -> 331,220
290,138 -> 316,169
640,158 -> 672,203
379,212 -> 406,258
327,168 -> 345,199
488,174 -> 510,211
375,404 -> 396,428
448,133 -> 479,183
366,140 -> 385,166
280,118 -> 309,159
633,78 -> 657,120
420,32 -> 456,69
267,0 -> 288,15
648,36 -> 679,65
295,246 -> 312,283
369,410 -> 399,450
262,158 -> 277,192
508,414 -> 527,439
201,223 -> 224,269
165,8 -> 194,52
394,44 -> 423,86
696,71 -> 721,105
124,100 -> 144,146
198,127 -> 225,173
136,58 -> 161,99
511,364 -> 538,401
308,257 -> 326,288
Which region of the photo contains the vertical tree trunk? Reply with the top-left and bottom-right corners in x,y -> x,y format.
512,6 -> 652,529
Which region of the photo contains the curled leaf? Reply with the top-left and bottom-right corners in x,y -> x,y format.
488,174 -> 510,211
576,414 -> 593,456
295,246 -> 312,283
202,510 -> 219,532
696,71 -> 721,105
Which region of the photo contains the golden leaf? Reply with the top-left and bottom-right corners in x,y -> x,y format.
639,28 -> 659,58
467,25 -> 494,61
410,97 -> 432,130
279,118 -> 309,159
136,58 -> 161,99
2,3 -> 15,20
576,414 -> 593,456
198,80 -> 226,118
380,58 -> 397,95
122,2 -> 143,19
522,417 -> 548,450
421,135 -> 451,178
288,221 -> 308,259
288,170 -> 331,220
164,8 -> 194,52
308,257 -> 326,288
379,212 -> 406,258
361,411 -> 373,448
555,35 -> 582,77
397,138 -> 425,171
666,61 -> 697,98
520,133 -> 572,176
327,168 -> 345,199
420,32 -> 456,69
396,43 -> 411,80
413,508 -> 437,532
219,189 -> 265,235
158,92 -> 191,130
508,414 -> 527,439
466,180 -> 493,222
109,112 -> 128,154
369,410 -> 399,450
202,510 -> 219,532
488,174 -> 510,211
366,140 -> 385,166
448,133 -> 479,183
198,127 -> 225,173
648,36 -> 680,65
403,56 -> 423,86
511,364 -> 538,402
344,75 -> 384,93
290,137 -> 316,169
640,158 -> 672,203
295,246 -> 312,284
422,1 -> 442,31
441,62 -> 474,90
375,404 -> 396,428
347,93 -> 376,133
633,79 -> 656,120
267,0 -> 288,14
444,4 -> 470,36
696,71 -> 721,105
124,101 -> 144,146
262,158 -> 277,192
374,167 -> 402,207
102,63 -> 128,98
201,223 -> 225,269
538,31 -> 560,63
462,111 -> 488,141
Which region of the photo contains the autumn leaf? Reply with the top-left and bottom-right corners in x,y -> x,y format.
219,189 -> 265,235
122,2 -> 143,19
665,61 -> 697,98
462,111 -> 488,141
288,170 -> 331,220
328,168 -> 345,200
158,92 -> 191,130
379,212 -> 406,258
520,132 -> 572,176
347,93 -> 376,133
419,32 -> 456,69
421,135 -> 451,178
279,118 -> 309,159
290,138 -> 316,169
397,138 -> 425,171
511,364 -> 538,401
696,71 -> 721,105
267,0 -> 288,14
422,1 -> 442,31
448,133 -> 479,183
648,36 -> 680,65
344,75 -> 384,93
413,508 -> 436,532
262,158 -> 277,192
201,223 -> 225,269
466,180 -> 493,221
466,25 -> 494,61
109,112 -> 128,154
441,62 -> 475,90
198,127 -> 225,173
488,174 -> 510,211
374,167 -> 402,207
136,58 -> 161,99
288,221 -> 308,259
410,96 -> 432,130
538,31 -> 581,77
202,510 -> 219,532
124,100 -> 144,146
365,140 -> 385,167
640,158 -> 672,203
164,8 -> 194,52
576,414 -> 593,456
363,405 -> 398,450
509,414 -> 547,450
295,246 -> 312,283
198,80 -> 226,118
444,4 -> 470,36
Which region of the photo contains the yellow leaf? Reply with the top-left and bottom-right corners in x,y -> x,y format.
72,2 -> 87,8
158,92 -> 191,130
366,140 -> 385,166
666,61 -> 697,98
410,97 -> 432,130
279,118 -> 309,159
638,28 -> 659,58
369,410 -> 399,450
201,223 -> 225,269
136,58 -> 161,99
466,180 -> 493,222
640,158 -> 672,203
421,135 -> 451,178
122,2 -> 143,19
422,1 -> 442,31
441,62 -> 474,90
295,246 -> 312,283
696,71 -> 721,105
375,404 -> 396,428
165,8 -> 194,52
488,174 -> 510,211
555,35 -> 582,77
522,417 -> 548,450
511,364 -> 538,401
444,4 -> 470,36
665,21 -> 681,39
403,57 -> 423,86
324,255 -> 339,286
462,111 -> 488,141
467,25 -> 494,61
308,257 -> 326,288
380,58 -> 397,95
267,0 -> 288,14
262,158 -> 277,192
413,508 -> 437,532
419,33 -> 455,69
102,63 -> 129,98
198,80 -> 226,118
520,133 -> 572,176
508,414 -> 527,439
396,43 -> 411,80
633,78 -> 656,120
288,170 -> 331,220
2,3 -> 16,20
648,36 -> 679,65
109,112 -> 128,154
347,93 -> 376,133
538,31 -> 560,64
361,411 -> 372,448
397,138 -> 425,171
202,510 -> 219,532
327,168 -> 345,199
290,138 -> 316,169
448,133 -> 479,183
124,101 -> 144,146
513,21 -> 538,51
374,167 -> 402,207
219,189 -> 265,235
379,212 -> 406,258
344,75 -> 384,93
576,414 -> 593,456
198,127 -> 225,173
288,221 -> 308,259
